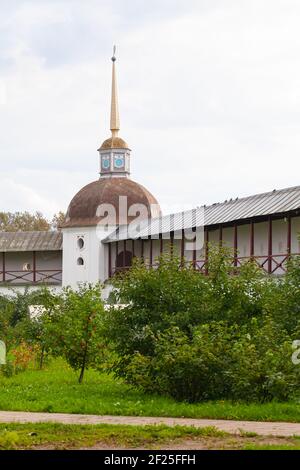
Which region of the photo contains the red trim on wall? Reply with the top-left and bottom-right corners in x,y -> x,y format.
205,229 -> 209,275
268,216 -> 272,274
108,243 -> 112,278
141,239 -> 144,260
2,252 -> 5,282
181,229 -> 185,266
149,236 -> 153,266
234,224 -> 238,267
193,228 -> 196,267
219,225 -> 223,247
170,231 -> 174,258
250,220 -> 254,258
287,215 -> 292,256
123,240 -> 126,267
33,251 -> 36,283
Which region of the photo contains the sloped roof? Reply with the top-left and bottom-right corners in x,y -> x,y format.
103,185 -> 300,243
204,184 -> 300,225
0,231 -> 62,252
98,136 -> 130,151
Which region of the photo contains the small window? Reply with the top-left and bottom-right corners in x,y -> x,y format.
77,257 -> 84,266
77,237 -> 84,249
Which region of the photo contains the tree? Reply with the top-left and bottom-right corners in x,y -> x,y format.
51,211 -> 66,230
0,211 -> 50,232
22,287 -> 62,369
0,211 -> 65,232
55,284 -> 105,383
0,296 -> 15,350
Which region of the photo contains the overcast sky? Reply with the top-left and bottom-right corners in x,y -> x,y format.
1,0 -> 300,218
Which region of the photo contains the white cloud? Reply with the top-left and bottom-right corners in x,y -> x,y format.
0,176 -> 58,215
0,169 -> 92,217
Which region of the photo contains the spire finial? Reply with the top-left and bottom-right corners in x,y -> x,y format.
110,45 -> 119,137
111,45 -> 116,62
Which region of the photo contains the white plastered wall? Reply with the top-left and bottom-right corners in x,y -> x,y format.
62,225 -> 111,288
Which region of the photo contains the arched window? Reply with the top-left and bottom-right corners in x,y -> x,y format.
116,250 -> 133,271
77,257 -> 84,266
77,237 -> 84,249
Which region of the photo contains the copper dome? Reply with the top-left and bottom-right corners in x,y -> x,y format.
98,136 -> 129,151
63,177 -> 161,228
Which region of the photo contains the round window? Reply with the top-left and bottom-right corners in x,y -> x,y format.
77,257 -> 84,266
77,237 -> 84,249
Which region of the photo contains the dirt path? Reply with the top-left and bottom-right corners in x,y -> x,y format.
1,410 -> 300,437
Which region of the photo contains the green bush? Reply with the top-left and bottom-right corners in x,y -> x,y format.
122,319 -> 300,402
0,360 -> 14,378
104,248 -> 300,402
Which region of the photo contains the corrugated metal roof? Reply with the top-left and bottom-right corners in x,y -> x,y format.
113,208 -> 204,241
0,231 -> 62,252
204,185 -> 300,225
103,185 -> 300,243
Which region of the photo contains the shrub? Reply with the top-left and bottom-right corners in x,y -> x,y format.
119,319 -> 300,403
10,340 -> 39,374
0,360 -> 14,378
104,249 -> 300,402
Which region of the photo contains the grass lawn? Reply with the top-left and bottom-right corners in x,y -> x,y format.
0,423 -> 225,450
1,358 -> 300,422
1,422 -> 300,450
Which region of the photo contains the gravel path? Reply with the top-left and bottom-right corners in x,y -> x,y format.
0,411 -> 300,437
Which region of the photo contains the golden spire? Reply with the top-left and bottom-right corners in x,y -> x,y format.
110,45 -> 120,138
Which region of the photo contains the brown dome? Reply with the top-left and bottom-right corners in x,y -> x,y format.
62,177 -> 161,228
98,136 -> 129,151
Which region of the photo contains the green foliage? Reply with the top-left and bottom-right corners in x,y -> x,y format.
0,287 -> 62,372
21,287 -> 62,369
51,283 -> 106,383
0,296 -> 15,349
6,287 -> 48,326
129,319 -> 299,402
0,285 -> 106,382
0,360 -> 14,377
104,248 -> 300,402
0,430 -> 19,449
0,290 -> 39,357
264,256 -> 300,334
